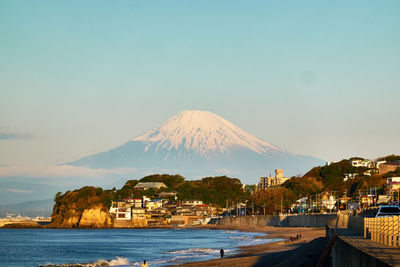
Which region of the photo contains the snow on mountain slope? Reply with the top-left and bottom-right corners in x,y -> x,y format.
68,110 -> 324,182
133,110 -> 284,156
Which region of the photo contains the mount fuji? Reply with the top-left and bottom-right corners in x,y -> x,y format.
68,110 -> 324,183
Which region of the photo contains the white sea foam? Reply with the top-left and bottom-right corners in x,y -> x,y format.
166,247 -> 233,257
42,256 -> 130,267
221,230 -> 237,234
167,248 -> 220,255
230,236 -> 248,240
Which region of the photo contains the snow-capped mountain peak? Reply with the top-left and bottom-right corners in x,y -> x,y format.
133,110 -> 282,155
68,110 -> 324,182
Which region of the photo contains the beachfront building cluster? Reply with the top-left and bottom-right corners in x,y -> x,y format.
350,159 -> 386,175
344,159 -> 400,180
258,169 -> 290,189
350,159 -> 399,173
384,177 -> 400,200
109,195 -> 215,227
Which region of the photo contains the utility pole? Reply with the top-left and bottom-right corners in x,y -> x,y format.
280,197 -> 283,215
263,202 -> 265,216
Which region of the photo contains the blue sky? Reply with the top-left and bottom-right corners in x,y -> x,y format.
1,1 -> 400,168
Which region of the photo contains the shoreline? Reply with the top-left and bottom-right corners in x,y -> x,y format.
174,225 -> 327,267
1,224 -> 328,266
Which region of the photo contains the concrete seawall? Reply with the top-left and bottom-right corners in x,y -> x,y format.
326,224 -> 395,267
336,213 -> 364,234
217,214 -> 337,227
331,236 -> 390,267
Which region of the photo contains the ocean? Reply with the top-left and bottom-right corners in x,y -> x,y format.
0,228 -> 280,267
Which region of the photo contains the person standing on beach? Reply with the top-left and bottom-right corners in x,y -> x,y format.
142,260 -> 148,267
220,248 -> 224,258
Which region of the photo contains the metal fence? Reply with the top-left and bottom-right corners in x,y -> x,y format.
364,216 -> 400,247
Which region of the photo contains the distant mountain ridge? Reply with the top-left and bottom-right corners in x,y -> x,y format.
68,110 -> 324,183
0,199 -> 53,218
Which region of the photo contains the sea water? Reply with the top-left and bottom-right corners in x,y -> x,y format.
0,228 -> 280,267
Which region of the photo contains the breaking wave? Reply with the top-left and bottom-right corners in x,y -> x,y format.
221,230 -> 237,234
167,248 -> 219,255
166,247 -> 233,256
40,256 -> 130,267
230,236 -> 248,240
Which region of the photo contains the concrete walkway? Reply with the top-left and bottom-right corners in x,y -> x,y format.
339,235 -> 400,266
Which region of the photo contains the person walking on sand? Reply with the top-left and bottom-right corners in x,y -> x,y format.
142,260 -> 148,267
220,248 -> 224,258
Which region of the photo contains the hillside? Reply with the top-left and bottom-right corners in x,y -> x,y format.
282,156 -> 400,199
48,155 -> 400,224
114,174 -> 250,207
49,175 -> 250,227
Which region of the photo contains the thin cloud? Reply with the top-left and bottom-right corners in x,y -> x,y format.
6,188 -> 35,194
0,165 -> 137,178
0,130 -> 33,140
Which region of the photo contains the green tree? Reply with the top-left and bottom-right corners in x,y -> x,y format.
54,192 -> 63,204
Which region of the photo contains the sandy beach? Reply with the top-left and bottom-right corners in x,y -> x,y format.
1,223 -> 329,266
172,225 -> 328,267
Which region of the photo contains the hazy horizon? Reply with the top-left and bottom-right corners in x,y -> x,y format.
1,1 -> 399,182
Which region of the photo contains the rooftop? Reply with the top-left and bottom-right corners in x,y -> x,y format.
134,182 -> 167,188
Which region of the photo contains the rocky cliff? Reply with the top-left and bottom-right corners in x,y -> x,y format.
48,186 -> 113,228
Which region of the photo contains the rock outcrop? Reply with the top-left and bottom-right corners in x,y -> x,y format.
79,207 -> 112,227
48,186 -> 113,228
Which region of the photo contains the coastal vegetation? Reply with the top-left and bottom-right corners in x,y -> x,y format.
112,174 -> 249,206
49,154 -> 400,225
250,187 -> 296,214
254,155 -> 399,213
50,175 -> 250,227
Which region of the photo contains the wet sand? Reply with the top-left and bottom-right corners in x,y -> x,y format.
171,226 -> 329,267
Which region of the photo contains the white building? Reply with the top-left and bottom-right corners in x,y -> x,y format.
123,198 -> 143,208
109,201 -> 131,220
343,173 -> 358,181
375,161 -> 387,168
134,182 -> 167,190
131,208 -> 146,219
350,159 -> 372,168
387,177 -> 400,183
183,200 -> 203,206
258,169 -> 290,189
145,199 -> 163,211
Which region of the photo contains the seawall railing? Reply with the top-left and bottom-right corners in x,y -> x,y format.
364,216 -> 400,247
